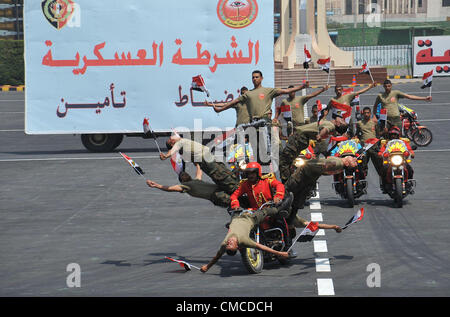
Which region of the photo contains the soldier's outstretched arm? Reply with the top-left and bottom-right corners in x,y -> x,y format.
355,82 -> 377,96
305,85 -> 329,102
201,246 -> 226,273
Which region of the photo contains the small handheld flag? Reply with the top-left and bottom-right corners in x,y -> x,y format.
342,208 -> 365,230
316,100 -> 328,124
421,70 -> 433,90
143,117 -> 162,154
192,75 -> 210,97
327,135 -> 348,153
356,138 -> 379,157
378,108 -> 387,129
170,151 -> 185,175
359,60 -> 375,83
288,221 -> 319,252
317,57 -> 330,74
165,256 -> 200,271
119,152 -> 146,177
303,45 -> 311,69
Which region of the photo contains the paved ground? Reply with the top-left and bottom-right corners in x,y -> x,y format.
1,79 -> 450,298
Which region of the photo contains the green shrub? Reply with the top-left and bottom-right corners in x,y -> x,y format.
0,40 -> 24,85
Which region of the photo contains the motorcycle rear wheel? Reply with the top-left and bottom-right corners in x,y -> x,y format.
394,178 -> 403,208
412,128 -> 433,147
346,178 -> 355,208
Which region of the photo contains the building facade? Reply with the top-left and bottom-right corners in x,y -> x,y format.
326,0 -> 450,23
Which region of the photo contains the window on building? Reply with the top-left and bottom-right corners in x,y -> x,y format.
418,0 -> 422,7
443,0 -> 450,7
345,0 -> 352,15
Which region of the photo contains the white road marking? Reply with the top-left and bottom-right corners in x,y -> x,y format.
316,229 -> 325,236
309,201 -> 322,210
317,278 -> 335,296
311,213 -> 323,222
315,258 -> 331,272
415,149 -> 450,153
0,129 -> 23,132
313,240 -> 328,253
0,156 -> 159,162
420,119 -> 450,122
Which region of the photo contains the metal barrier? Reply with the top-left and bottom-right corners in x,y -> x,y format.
341,45 -> 412,67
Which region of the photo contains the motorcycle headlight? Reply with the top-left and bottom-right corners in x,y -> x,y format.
238,161 -> 247,170
390,155 -> 404,166
294,158 -> 305,168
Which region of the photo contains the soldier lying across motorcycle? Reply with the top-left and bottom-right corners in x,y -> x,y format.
200,162 -> 342,273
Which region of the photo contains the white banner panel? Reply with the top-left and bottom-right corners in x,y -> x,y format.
24,0 -> 273,134
413,35 -> 450,78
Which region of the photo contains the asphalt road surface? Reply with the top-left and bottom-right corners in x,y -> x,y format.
1,79 -> 450,298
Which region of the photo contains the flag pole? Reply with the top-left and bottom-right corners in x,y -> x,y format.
327,46 -> 331,86
369,69 -> 375,84
145,119 -> 163,155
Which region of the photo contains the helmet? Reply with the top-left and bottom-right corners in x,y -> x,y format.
388,126 -> 401,138
245,162 -> 262,177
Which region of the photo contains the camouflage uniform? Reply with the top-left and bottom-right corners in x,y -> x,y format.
173,138 -> 239,195
285,157 -> 344,224
180,179 -> 231,207
279,121 -> 336,183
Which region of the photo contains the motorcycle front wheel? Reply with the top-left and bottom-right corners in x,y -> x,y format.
412,128 -> 433,147
394,177 -> 403,208
241,247 -> 264,274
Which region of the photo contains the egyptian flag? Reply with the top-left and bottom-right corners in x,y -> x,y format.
329,99 -> 353,124
296,221 -> 319,243
342,208 -> 365,230
357,138 -> 379,156
191,75 -> 210,97
327,135 -> 348,153
143,117 -> 151,134
421,70 -> 433,89
119,152 -> 145,176
165,256 -> 200,271
317,57 -> 330,73
303,45 -> 312,69
360,61 -> 370,75
316,100 -> 328,124
378,108 -> 387,128
170,151 -> 185,175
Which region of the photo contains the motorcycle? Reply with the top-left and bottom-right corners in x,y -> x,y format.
379,139 -> 416,208
331,139 -> 368,207
227,141 -> 253,180
228,198 -> 293,274
399,104 -> 433,147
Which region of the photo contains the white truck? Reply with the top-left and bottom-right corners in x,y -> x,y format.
24,0 -> 273,152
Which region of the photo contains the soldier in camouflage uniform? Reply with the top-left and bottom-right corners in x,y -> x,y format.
161,135 -> 239,195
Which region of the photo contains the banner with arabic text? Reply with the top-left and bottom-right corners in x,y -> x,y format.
413,35 -> 450,78
24,0 -> 273,134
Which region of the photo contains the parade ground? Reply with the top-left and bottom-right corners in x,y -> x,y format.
1,78 -> 450,297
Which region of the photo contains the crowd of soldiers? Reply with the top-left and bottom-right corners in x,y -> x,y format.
146,70 -> 431,272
